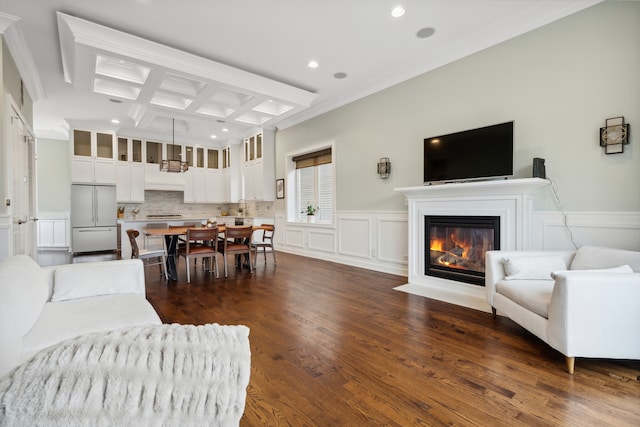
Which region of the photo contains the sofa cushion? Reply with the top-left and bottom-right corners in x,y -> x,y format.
502,255 -> 567,280
570,245 -> 640,272
51,260 -> 145,302
551,264 -> 633,279
0,256 -> 49,377
0,256 -> 49,336
21,294 -> 161,362
495,280 -> 554,318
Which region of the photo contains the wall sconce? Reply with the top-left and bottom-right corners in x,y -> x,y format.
600,116 -> 630,154
377,157 -> 391,179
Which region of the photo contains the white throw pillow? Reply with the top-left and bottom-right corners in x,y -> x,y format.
502,256 -> 567,280
51,261 -> 142,302
551,264 -> 634,280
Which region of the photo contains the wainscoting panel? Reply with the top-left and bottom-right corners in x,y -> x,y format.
0,215 -> 10,262
308,229 -> 336,253
284,227 -> 304,248
276,211 -> 408,276
338,216 -> 371,258
275,209 -> 639,278
533,211 -> 640,251
378,217 -> 408,264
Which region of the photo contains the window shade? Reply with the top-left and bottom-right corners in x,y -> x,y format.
293,148 -> 332,169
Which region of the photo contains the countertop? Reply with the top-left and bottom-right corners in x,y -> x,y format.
117,216 -> 269,223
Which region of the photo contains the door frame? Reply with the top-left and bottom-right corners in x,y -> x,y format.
4,95 -> 37,259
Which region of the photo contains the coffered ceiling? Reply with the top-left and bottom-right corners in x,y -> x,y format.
0,0 -> 602,147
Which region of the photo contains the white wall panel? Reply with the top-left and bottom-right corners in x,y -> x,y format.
338,217 -> 370,258
533,212 -> 640,251
0,215 -> 10,262
378,218 -> 408,264
308,230 -> 336,253
285,228 -> 304,248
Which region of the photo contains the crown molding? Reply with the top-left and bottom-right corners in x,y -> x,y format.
0,12 -> 45,101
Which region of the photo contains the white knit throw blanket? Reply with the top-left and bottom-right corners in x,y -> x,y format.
0,323 -> 251,427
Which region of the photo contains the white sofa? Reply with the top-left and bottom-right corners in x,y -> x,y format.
485,245 -> 640,373
0,255 -> 161,378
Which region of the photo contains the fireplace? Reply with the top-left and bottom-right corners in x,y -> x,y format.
425,215 -> 500,286
396,179 -> 550,311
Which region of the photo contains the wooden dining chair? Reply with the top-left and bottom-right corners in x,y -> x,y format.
218,226 -> 253,277
177,227 -> 219,282
143,222 -> 167,250
126,229 -> 168,280
251,224 -> 276,268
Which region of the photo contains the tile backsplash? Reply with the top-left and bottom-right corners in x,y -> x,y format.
120,191 -> 274,218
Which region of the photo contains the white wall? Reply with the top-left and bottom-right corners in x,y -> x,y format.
274,2 -> 640,273
36,137 -> 70,213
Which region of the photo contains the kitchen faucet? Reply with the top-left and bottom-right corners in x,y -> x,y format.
237,199 -> 246,217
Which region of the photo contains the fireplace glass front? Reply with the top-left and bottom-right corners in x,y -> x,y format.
425,215 -> 500,286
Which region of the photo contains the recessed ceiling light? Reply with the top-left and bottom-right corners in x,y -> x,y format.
211,135 -> 217,139
416,27 -> 435,39
111,119 -> 120,124
391,6 -> 405,18
308,60 -> 319,69
334,72 -> 348,79
222,128 -> 229,132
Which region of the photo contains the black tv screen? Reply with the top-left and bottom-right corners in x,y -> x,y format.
423,121 -> 513,184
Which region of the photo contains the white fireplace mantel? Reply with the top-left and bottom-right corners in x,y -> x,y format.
394,178 -> 550,311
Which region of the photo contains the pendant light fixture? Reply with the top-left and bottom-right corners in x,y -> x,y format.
160,118 -> 189,172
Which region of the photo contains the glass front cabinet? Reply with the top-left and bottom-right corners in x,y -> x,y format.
242,130 -> 274,201
115,137 -> 144,203
71,130 -> 117,184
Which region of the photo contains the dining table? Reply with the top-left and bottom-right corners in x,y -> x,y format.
144,224 -> 262,280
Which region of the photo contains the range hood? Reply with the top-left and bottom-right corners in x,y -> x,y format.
144,181 -> 185,192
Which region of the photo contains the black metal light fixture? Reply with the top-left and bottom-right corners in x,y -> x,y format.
377,157 -> 391,179
160,119 -> 189,172
600,116 -> 630,154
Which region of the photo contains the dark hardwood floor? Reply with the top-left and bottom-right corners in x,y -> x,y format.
143,252 -> 640,426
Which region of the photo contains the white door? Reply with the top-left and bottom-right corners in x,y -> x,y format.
9,106 -> 37,258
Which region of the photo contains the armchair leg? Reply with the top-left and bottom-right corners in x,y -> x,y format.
566,357 -> 575,374
491,307 -> 497,318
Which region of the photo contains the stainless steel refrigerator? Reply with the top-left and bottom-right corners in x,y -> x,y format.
71,184 -> 117,253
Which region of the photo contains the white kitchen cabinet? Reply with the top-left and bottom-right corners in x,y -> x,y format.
116,137 -> 145,203
242,130 -> 275,201
37,219 -> 68,248
71,130 -> 116,184
184,147 -> 226,203
204,169 -> 224,203
184,168 -> 207,203
117,162 -> 145,203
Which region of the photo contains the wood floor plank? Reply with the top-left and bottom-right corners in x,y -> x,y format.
144,252 -> 640,426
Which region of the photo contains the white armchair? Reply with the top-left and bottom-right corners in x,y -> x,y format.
485,246 -> 640,373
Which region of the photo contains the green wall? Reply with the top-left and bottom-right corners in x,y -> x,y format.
36,138 -> 70,213
275,1 -> 639,212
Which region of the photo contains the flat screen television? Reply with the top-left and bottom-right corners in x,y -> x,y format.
423,121 -> 513,184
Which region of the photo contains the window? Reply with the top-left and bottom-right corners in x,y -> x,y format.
292,148 -> 333,223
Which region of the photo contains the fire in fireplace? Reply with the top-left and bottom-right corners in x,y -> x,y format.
425,215 -> 500,286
